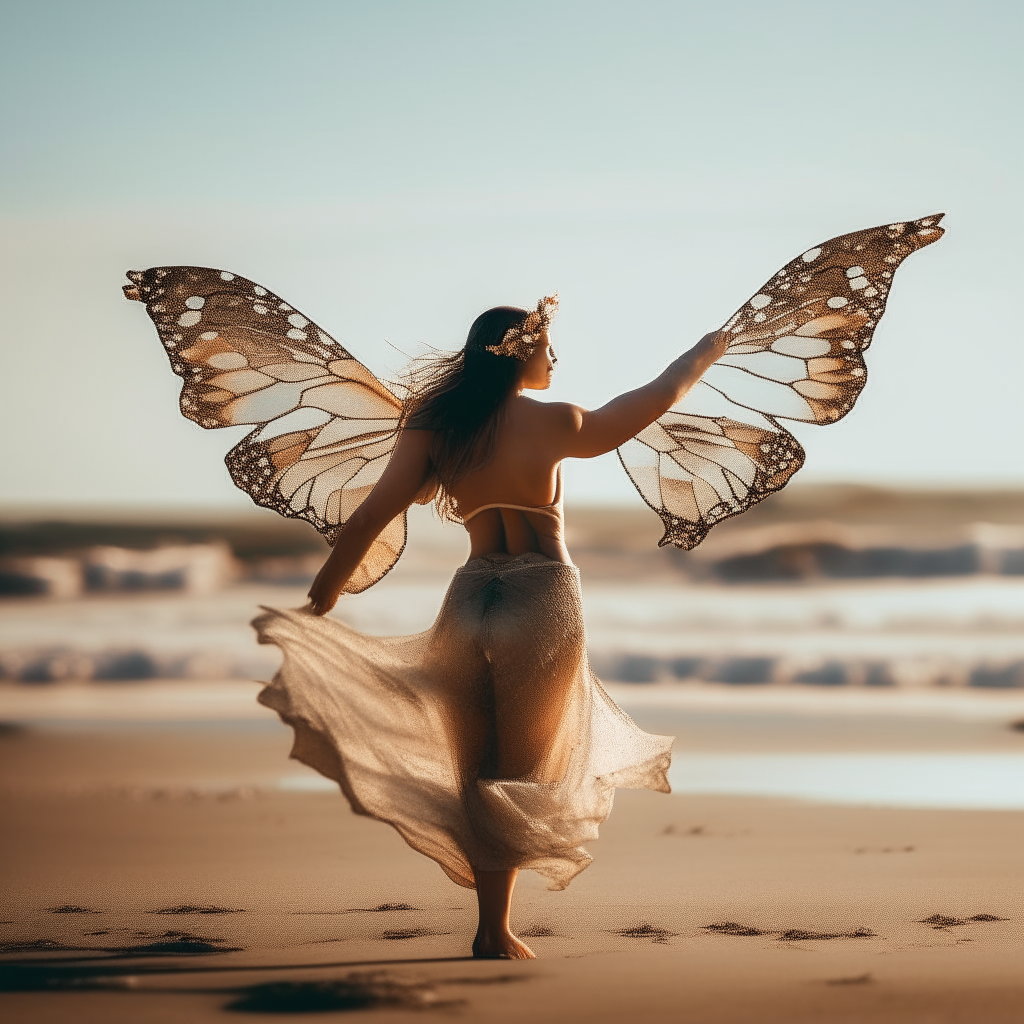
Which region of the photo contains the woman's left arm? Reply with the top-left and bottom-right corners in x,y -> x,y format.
307,429 -> 434,614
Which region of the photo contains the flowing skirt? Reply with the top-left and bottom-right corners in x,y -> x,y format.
253,552 -> 673,890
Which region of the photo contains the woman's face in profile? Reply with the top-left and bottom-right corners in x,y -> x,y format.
518,330 -> 556,391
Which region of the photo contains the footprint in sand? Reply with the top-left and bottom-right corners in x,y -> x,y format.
290,902 -> 422,916
610,923 -> 678,944
704,922 -> 875,940
704,922 -> 764,936
150,904 -> 245,915
777,928 -> 874,941
519,924 -> 559,938
117,930 -> 243,955
918,913 -> 1008,930
0,938 -> 77,954
380,927 -> 449,941
854,846 -> 915,854
0,930 -> 239,956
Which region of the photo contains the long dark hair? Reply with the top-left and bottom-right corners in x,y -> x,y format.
403,306 -> 530,522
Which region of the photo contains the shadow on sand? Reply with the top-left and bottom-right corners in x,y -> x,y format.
0,951 -> 527,1013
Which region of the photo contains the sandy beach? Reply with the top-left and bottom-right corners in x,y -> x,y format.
2,683 -> 1021,1023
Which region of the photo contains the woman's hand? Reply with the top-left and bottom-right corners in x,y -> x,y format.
691,328 -> 730,365
307,561 -> 343,616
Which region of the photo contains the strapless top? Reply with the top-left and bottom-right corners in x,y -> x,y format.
461,467 -> 563,524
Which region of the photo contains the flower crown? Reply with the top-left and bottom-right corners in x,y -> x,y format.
484,294 -> 559,360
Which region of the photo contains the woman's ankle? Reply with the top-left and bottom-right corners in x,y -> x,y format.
472,927 -> 536,959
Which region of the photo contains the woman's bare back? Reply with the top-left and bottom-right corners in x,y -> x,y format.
451,396 -> 572,562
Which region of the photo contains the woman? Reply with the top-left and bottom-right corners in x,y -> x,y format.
256,297 -> 728,959
125,217 -> 940,958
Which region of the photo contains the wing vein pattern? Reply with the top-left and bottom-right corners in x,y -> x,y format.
123,266 -> 409,593
619,214 -> 945,549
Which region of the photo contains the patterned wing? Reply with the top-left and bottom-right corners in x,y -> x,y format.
704,213 -> 946,423
620,214 -> 945,549
124,266 -> 408,593
618,405 -> 805,549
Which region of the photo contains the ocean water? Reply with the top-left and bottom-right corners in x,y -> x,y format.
6,577 -> 1024,681
666,752 -> 1024,810
5,573 -> 1024,809
276,752 -> 1024,809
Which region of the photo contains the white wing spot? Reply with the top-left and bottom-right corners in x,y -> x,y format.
286,329 -> 308,341
849,276 -> 869,290
801,247 -> 821,262
220,271 -> 235,281
185,296 -> 205,309
200,330 -> 219,341
846,266 -> 865,278
863,286 -> 878,297
826,296 -> 849,309
851,368 -> 864,377
842,339 -> 855,349
177,310 -> 202,327
287,313 -> 309,329
753,312 -> 766,323
253,304 -> 268,315
750,294 -> 771,309
254,286 -> 267,297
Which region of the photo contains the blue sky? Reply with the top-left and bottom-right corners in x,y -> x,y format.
1,0 -> 1021,506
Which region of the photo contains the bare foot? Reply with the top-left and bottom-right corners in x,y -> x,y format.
472,929 -> 537,959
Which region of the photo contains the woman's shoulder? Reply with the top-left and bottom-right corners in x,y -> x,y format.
512,396 -> 583,429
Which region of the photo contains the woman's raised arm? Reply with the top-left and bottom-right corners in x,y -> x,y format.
307,429 -> 434,614
555,331 -> 729,458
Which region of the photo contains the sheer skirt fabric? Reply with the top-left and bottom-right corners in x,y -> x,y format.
253,553 -> 673,890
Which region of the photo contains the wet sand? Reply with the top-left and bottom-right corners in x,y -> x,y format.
1,690 -> 1022,1023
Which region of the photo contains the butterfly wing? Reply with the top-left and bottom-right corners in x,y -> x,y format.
124,266 -> 408,593
704,213 -> 946,423
620,214 -> 945,548
618,404 -> 805,549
